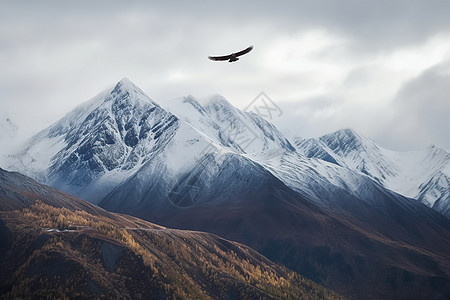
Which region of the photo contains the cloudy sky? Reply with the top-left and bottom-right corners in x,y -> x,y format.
1,0 -> 450,151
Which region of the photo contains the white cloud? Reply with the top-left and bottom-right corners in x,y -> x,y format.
386,61 -> 450,150
1,1 -> 449,151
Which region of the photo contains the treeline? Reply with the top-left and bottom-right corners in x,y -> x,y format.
1,199 -> 344,299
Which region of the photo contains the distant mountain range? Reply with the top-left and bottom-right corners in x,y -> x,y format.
4,79 -> 449,217
3,78 -> 450,299
294,129 -> 450,216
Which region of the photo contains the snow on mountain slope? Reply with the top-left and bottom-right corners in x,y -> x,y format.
7,77 -> 448,219
258,149 -> 410,216
162,95 -> 222,146
319,129 -> 399,184
5,88 -> 110,182
382,145 -> 450,213
163,94 -> 295,160
99,93 -> 299,213
295,129 -> 450,216
7,78 -> 181,203
293,137 -> 340,165
164,97 -> 434,218
202,94 -> 296,158
6,79 -> 258,207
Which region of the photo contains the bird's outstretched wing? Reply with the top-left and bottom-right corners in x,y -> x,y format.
234,45 -> 253,57
208,45 -> 253,61
208,54 -> 232,61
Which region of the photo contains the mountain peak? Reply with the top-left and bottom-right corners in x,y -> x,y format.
317,128 -> 385,166
427,144 -> 448,154
426,144 -> 450,162
200,93 -> 233,108
112,77 -> 142,95
335,128 -> 360,139
116,77 -> 137,89
107,78 -> 159,109
320,128 -> 363,151
119,76 -> 132,84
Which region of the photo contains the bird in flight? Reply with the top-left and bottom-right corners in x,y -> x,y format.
208,45 -> 253,63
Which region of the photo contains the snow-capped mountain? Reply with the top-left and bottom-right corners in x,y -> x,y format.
100,92 -> 299,213
163,98 -> 420,217
294,129 -> 450,217
295,129 -> 397,184
6,79 -> 294,207
5,78 -> 450,299
163,94 -> 295,159
7,78 -> 184,202
7,78 -> 448,219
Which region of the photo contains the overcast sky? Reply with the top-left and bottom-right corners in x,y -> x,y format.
1,0 -> 449,151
